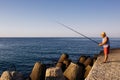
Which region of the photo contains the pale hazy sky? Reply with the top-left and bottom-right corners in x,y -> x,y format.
0,0 -> 120,37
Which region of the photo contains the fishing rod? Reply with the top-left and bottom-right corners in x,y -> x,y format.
57,22 -> 99,44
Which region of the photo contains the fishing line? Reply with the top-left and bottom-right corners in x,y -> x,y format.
57,22 -> 99,44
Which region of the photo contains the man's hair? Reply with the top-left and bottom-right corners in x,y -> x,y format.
101,32 -> 106,36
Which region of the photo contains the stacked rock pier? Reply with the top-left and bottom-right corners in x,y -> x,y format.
1,48 -> 120,80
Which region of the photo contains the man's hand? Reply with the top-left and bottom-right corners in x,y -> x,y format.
99,43 -> 102,46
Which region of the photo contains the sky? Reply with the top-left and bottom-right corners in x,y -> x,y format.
0,0 -> 120,37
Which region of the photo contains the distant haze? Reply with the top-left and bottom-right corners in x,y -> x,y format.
0,0 -> 120,37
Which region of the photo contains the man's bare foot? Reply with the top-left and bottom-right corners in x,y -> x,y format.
101,61 -> 107,64
103,61 -> 107,63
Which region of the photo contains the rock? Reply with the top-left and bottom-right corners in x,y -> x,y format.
0,71 -> 12,80
64,62 -> 84,80
30,62 -> 46,80
56,62 -> 66,72
45,67 -> 65,80
56,59 -> 72,72
56,53 -> 69,72
63,59 -> 71,68
78,56 -> 87,64
93,54 -> 99,65
84,65 -> 92,78
84,57 -> 93,67
93,54 -> 98,60
11,71 -> 24,80
0,71 -> 24,80
57,53 -> 69,63
93,58 -> 96,64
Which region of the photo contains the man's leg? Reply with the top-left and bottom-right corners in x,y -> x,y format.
104,47 -> 109,62
104,53 -> 108,62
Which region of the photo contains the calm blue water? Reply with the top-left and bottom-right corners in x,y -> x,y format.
0,37 -> 120,77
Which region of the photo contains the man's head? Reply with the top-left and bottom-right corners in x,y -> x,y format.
101,32 -> 106,38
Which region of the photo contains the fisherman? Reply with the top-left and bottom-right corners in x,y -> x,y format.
99,32 -> 110,63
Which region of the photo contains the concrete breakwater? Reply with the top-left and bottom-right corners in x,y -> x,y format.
0,53 -> 98,80
86,48 -> 120,80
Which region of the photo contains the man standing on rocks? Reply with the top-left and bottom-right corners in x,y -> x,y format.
99,32 -> 110,63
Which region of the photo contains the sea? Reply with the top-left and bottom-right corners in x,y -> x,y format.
0,37 -> 120,77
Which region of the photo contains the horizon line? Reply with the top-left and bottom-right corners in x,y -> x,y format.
0,36 -> 120,38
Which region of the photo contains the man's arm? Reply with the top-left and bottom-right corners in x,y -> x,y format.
99,37 -> 108,46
